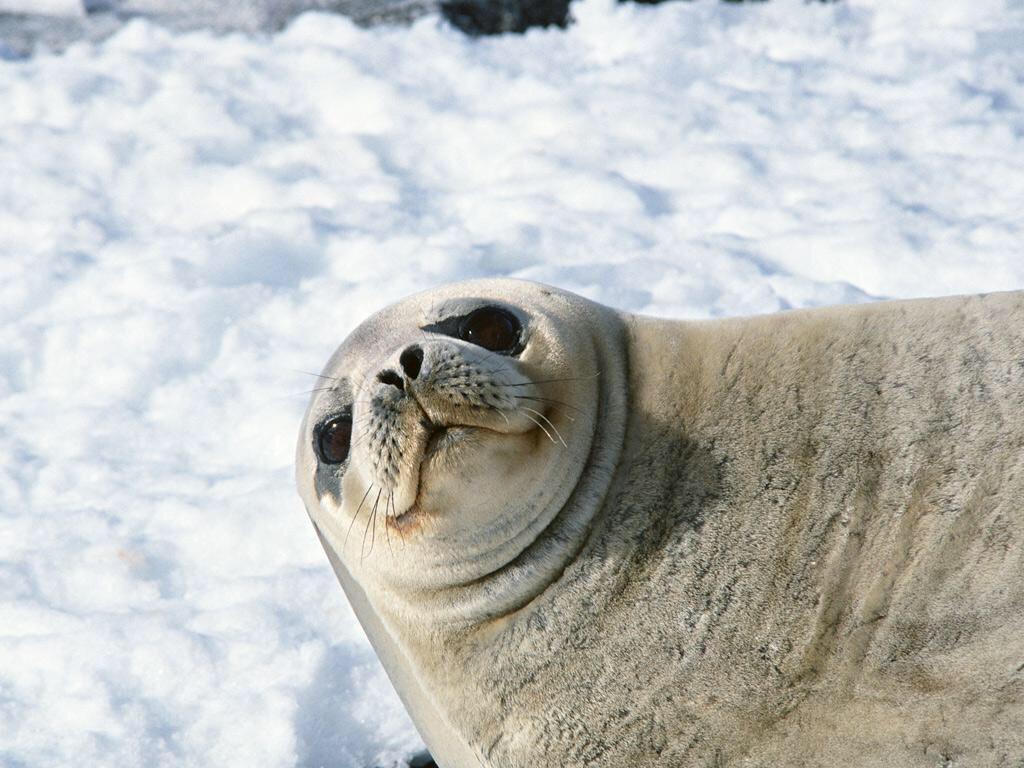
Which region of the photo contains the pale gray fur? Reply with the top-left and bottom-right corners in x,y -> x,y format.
297,281 -> 1024,767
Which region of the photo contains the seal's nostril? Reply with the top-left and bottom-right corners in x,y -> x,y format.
377,369 -> 404,391
400,345 -> 424,380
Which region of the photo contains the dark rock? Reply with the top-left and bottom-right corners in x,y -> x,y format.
440,0 -> 569,35
0,0 -> 575,56
406,750 -> 438,768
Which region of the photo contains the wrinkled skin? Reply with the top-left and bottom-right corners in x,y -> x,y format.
298,280 -> 1024,767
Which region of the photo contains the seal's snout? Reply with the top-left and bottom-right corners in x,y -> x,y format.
377,369 -> 405,391
346,324 -> 559,530
400,345 -> 424,380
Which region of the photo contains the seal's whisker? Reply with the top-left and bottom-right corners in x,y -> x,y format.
387,493 -> 403,548
292,369 -> 344,382
295,390 -> 385,402
345,483 -> 374,552
519,409 -> 558,446
520,406 -> 567,447
501,372 -> 602,388
348,425 -> 378,452
368,503 -> 378,560
476,360 -> 515,378
295,386 -> 338,396
488,405 -> 511,427
384,493 -> 395,557
512,394 -> 583,419
362,488 -> 383,561
372,490 -> 385,558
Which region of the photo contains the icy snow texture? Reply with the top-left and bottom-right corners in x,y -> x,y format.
0,0 -> 83,17
1,1 -> 1023,765
0,1 -> 438,57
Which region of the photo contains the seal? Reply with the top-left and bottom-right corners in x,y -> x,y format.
296,279 -> 1024,767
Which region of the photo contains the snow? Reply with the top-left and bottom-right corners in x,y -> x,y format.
0,0 -> 83,17
1,1 -> 1023,765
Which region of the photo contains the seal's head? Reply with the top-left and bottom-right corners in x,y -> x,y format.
296,279 -> 627,622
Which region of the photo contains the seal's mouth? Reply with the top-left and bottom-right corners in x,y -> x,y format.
423,422 -> 450,460
387,421 -> 470,532
421,418 -> 489,463
389,418 -> 519,532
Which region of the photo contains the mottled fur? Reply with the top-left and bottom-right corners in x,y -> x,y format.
297,282 -> 1024,767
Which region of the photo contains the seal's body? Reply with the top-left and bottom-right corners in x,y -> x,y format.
296,281 -> 1024,767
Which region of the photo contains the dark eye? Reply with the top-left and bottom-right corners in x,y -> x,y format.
317,414 -> 352,465
459,306 -> 522,354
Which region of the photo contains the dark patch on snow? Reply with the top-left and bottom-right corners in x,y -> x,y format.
405,750 -> 438,768
440,0 -> 569,35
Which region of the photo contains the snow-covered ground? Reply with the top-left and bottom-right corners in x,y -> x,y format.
1,1 -> 1023,765
0,0 -> 438,57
